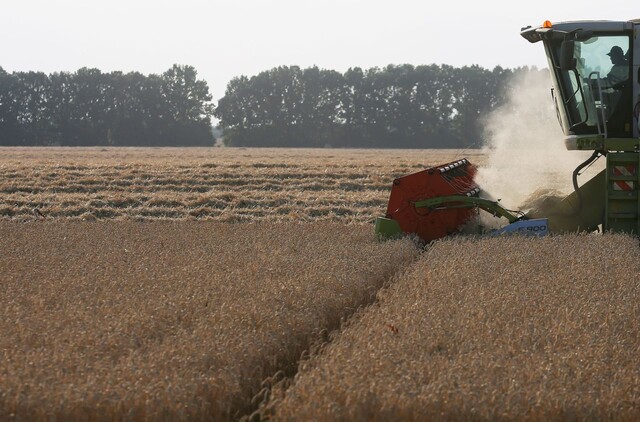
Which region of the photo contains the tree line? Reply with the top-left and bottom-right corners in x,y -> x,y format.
0,64 -> 543,148
0,65 -> 214,146
214,65 -> 544,148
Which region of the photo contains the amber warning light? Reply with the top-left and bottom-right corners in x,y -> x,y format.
543,20 -> 553,28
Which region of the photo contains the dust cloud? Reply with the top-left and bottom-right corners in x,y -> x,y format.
475,69 -> 602,212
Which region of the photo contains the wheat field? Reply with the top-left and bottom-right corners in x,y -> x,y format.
268,234 -> 640,420
2,147 -> 639,421
0,220 -> 418,420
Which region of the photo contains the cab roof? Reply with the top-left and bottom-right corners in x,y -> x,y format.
521,20 -> 635,43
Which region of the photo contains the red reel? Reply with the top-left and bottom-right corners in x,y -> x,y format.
385,159 -> 478,242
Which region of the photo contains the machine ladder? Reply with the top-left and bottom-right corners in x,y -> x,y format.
605,152 -> 640,234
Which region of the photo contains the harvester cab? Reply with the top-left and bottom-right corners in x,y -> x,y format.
376,19 -> 640,243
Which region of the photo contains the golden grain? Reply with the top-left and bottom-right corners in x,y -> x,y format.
4,147 -> 637,421
0,220 -> 418,420
270,234 -> 640,421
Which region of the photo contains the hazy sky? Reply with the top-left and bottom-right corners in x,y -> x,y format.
3,0 -> 638,102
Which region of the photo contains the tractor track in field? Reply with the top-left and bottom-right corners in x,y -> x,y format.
0,220 -> 419,421
264,234 -> 640,420
240,247 -> 424,421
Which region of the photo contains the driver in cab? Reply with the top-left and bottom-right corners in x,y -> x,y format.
605,45 -> 629,88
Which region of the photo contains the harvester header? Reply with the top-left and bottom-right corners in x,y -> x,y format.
375,159 -> 548,242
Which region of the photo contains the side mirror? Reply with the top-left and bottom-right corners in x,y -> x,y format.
559,40 -> 576,71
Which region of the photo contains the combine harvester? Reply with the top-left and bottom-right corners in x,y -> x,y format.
377,18 -> 640,242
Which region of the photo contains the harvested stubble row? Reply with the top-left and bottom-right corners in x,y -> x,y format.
269,234 -> 640,421
0,220 -> 418,420
0,147 -> 485,222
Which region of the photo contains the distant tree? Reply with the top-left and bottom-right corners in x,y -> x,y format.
103,70 -> 160,146
215,64 -> 533,148
0,68 -> 25,145
159,65 -> 215,146
0,65 -> 215,147
0,63 -> 534,148
47,68 -> 109,146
